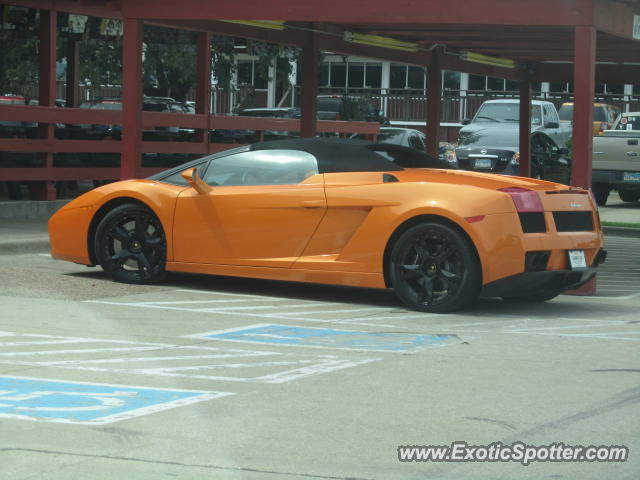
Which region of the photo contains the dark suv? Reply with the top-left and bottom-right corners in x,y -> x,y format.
317,95 -> 389,125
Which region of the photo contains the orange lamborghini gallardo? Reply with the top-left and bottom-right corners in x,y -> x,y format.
49,138 -> 606,313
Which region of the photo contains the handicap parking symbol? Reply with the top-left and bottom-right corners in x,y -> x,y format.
0,376 -> 233,425
189,324 -> 459,352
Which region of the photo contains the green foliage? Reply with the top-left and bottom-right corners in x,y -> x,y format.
79,36 -> 122,96
211,35 -> 236,91
143,26 -> 196,101
339,95 -> 367,121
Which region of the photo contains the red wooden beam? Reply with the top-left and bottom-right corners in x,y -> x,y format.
195,31 -> 212,152
0,168 -> 121,181
65,38 -> 81,107
426,50 -> 441,157
300,32 -> 318,138
123,0 -> 592,26
0,105 -> 121,124
572,26 -> 596,190
518,75 -> 532,178
121,18 -> 143,180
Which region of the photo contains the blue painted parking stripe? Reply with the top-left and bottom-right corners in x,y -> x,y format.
0,376 -> 234,425
186,324 -> 459,353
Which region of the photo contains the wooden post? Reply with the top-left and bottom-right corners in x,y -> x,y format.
121,18 -> 143,179
518,71 -> 532,177
426,52 -> 441,156
300,33 -> 318,138
196,32 -> 212,153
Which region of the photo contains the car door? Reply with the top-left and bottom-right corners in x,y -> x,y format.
172,149 -> 327,268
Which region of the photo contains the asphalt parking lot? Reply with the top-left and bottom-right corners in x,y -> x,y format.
0,237 -> 639,480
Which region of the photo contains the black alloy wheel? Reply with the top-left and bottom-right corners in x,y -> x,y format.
95,203 -> 166,284
389,222 -> 481,313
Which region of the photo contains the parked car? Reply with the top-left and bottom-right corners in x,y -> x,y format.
455,128 -> 571,185
592,111 -> 640,205
66,97 -> 181,140
351,127 -> 458,166
558,102 -> 621,136
317,95 -> 389,125
0,95 -> 31,137
49,138 -> 605,313
212,107 -> 300,144
459,99 -> 572,148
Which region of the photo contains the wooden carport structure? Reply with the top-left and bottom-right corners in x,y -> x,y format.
1,0 -> 640,200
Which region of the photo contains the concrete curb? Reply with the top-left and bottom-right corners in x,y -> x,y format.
0,199 -> 70,220
603,226 -> 640,238
0,237 -> 50,255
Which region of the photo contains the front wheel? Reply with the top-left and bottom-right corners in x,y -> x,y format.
95,203 -> 167,284
592,183 -> 610,206
619,190 -> 640,203
388,222 -> 481,313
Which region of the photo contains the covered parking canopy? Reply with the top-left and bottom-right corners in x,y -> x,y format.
3,0 -> 640,194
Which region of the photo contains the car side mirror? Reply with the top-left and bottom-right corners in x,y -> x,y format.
181,167 -> 211,195
461,119 -> 471,125
544,121 -> 559,129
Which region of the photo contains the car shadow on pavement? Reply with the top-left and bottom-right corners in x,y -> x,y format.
65,269 -> 638,318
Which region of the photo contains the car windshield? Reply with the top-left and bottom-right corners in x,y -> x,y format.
377,129 -> 407,144
559,105 -> 608,122
475,103 -> 542,125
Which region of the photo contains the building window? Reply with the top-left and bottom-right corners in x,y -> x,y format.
505,80 -> 518,91
318,64 -> 329,87
390,64 -> 407,89
348,62 -> 365,88
487,77 -> 504,91
469,74 -> 486,91
237,59 -> 267,89
443,71 -> 460,90
407,66 -> 425,90
330,63 -> 346,88
365,64 -> 382,88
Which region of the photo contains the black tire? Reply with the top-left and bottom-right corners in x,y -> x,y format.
502,291 -> 560,303
388,222 -> 481,313
619,190 -> 640,203
94,203 -> 166,284
592,183 -> 609,206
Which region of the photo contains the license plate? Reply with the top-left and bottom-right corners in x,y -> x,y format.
623,172 -> 640,182
568,250 -> 587,269
474,158 -> 492,169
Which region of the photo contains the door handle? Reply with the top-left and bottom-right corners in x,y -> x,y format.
300,199 -> 325,208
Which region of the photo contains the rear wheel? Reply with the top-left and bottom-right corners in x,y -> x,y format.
592,183 -> 610,206
388,222 -> 481,313
619,190 -> 640,203
95,203 -> 166,284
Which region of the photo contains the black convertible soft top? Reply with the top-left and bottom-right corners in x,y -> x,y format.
149,137 -> 451,182
251,137 -> 404,173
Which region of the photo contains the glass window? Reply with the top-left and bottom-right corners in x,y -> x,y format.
443,71 -> 460,90
348,62 -> 365,88
254,71 -> 268,89
605,84 -> 624,95
365,64 -> 382,88
407,66 -> 425,89
505,80 -> 519,91
318,64 -> 329,86
237,61 -> 253,85
330,63 -> 346,88
549,82 -> 568,92
595,84 -> 605,94
487,77 -> 504,91
390,64 -> 407,89
203,149 -> 319,186
469,75 -> 486,90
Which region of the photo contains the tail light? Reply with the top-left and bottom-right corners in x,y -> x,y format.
499,187 -> 544,212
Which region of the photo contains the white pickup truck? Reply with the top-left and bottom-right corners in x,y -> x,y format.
592,111 -> 640,206
459,99 -> 572,148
